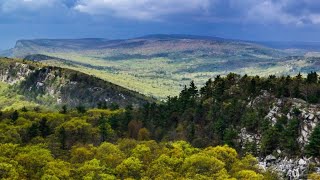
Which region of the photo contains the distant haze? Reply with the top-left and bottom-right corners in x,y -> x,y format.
1,1 -> 320,49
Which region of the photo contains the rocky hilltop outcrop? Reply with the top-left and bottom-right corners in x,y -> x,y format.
259,156 -> 319,179
0,58 -> 150,108
0,60 -> 34,84
240,91 -> 320,179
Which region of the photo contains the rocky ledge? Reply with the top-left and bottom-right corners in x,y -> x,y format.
259,155 -> 320,179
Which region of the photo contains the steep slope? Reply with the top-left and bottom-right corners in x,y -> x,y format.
0,58 -> 150,108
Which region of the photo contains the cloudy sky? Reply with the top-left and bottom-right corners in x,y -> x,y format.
1,0 -> 320,49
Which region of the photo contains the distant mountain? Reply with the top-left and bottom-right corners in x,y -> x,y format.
11,34 -> 287,58
13,38 -> 111,57
9,35 -> 320,58
7,34 -> 320,99
259,41 -> 320,51
0,48 -> 13,57
0,58 -> 150,108
137,34 -> 227,41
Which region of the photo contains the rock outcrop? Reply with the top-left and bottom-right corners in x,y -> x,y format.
246,91 -> 320,149
259,156 -> 319,179
0,58 -> 150,108
244,91 -> 320,179
0,61 -> 34,84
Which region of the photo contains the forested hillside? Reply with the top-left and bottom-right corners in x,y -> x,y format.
0,58 -> 150,109
0,107 -> 277,179
2,0 -> 320,178
1,65 -> 320,178
136,72 -> 320,154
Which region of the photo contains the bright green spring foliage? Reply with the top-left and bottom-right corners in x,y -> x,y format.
0,142 -> 267,180
0,81 -> 39,111
138,72 -> 320,157
0,108 -> 273,179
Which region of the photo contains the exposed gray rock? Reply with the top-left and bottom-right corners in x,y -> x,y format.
311,121 -> 317,129
287,113 -> 292,120
36,82 -> 44,88
309,114 -> 315,120
248,93 -> 320,179
259,157 -> 317,179
277,99 -> 283,106
0,62 -> 34,84
271,117 -> 277,125
266,155 -> 276,162
238,128 -> 261,148
298,159 -> 307,166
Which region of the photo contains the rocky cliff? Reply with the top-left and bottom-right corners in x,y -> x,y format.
241,91 -> 320,179
0,59 -> 34,84
0,58 -> 150,108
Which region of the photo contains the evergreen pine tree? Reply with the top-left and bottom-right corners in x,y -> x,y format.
306,125 -> 320,157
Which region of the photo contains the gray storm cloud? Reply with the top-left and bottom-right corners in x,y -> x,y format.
0,0 -> 320,25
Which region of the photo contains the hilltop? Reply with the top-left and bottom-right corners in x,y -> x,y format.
11,34 -> 286,60
0,58 -> 150,109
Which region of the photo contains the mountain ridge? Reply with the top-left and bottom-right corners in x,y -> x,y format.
10,34 -> 283,57
0,58 -> 151,109
4,34 -> 320,99
3,34 -> 320,58
0,34 -> 301,99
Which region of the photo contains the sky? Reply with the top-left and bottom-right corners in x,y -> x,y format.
1,0 -> 320,49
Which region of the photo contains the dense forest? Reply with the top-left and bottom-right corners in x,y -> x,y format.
2,72 -> 320,179
139,72 -> 320,156
0,108 -> 276,179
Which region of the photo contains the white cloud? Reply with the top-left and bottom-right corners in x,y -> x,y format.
72,0 -> 320,25
309,14 -> 320,24
241,0 -> 320,25
1,0 -> 320,26
247,1 -> 298,25
74,0 -> 211,20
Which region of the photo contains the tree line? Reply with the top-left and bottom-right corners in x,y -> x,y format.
2,72 -> 320,179
0,108 -> 278,179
